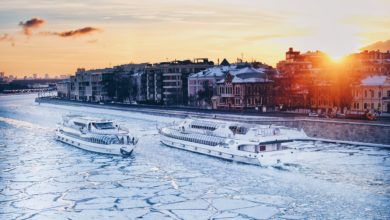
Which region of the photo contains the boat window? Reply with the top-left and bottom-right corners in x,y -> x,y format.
74,121 -> 86,128
229,126 -> 248,135
93,122 -> 115,129
190,123 -> 216,131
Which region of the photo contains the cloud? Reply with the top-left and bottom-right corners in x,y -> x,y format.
360,39 -> 390,52
0,33 -> 15,46
41,27 -> 101,38
19,18 -> 46,35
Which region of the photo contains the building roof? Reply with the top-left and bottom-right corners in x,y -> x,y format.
188,66 -> 233,78
189,64 -> 273,84
217,66 -> 272,84
220,58 -> 230,66
361,75 -> 390,86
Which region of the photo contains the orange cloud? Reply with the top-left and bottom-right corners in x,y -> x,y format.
41,27 -> 101,38
19,18 -> 46,35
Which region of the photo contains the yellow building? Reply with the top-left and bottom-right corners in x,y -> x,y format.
351,75 -> 390,113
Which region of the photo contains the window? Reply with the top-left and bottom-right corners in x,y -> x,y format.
364,103 -> 367,109
364,90 -> 367,98
378,91 -> 382,98
235,87 -> 240,95
378,103 -> 381,109
357,103 -> 359,109
371,103 -> 374,109
371,90 -> 374,98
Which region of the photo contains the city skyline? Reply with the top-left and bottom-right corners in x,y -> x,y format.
0,0 -> 389,76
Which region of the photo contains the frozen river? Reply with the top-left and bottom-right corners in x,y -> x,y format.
0,94 -> 389,220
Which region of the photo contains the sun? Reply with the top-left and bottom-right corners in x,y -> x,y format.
329,54 -> 344,63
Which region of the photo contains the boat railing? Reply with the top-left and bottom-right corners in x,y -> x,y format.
256,128 -> 275,136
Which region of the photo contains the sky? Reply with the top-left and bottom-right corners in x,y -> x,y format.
0,0 -> 389,77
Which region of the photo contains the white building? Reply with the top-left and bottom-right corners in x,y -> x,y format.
351,75 -> 390,113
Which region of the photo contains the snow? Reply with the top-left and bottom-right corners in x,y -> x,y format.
211,198 -> 258,211
189,65 -> 268,84
0,94 -> 389,220
172,209 -> 215,220
157,199 -> 209,210
189,66 -> 232,78
232,205 -> 279,219
361,75 -> 389,86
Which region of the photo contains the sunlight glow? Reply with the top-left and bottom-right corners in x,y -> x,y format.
0,0 -> 389,75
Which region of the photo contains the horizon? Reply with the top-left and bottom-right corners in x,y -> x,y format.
1,0 -> 389,77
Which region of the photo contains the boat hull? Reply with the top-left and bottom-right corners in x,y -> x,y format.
55,131 -> 135,156
161,136 -> 297,166
160,137 -> 261,166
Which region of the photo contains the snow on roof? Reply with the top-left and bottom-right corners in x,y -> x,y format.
188,66 -> 234,78
361,75 -> 390,86
190,65 -> 268,81
232,77 -> 271,83
211,65 -> 271,84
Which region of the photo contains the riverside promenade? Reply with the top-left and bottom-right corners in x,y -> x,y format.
36,97 -> 390,147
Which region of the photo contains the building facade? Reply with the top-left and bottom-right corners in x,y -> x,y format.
346,50 -> 390,79
62,64 -> 148,102
145,59 -> 214,105
351,75 -> 390,113
213,64 -> 274,110
72,68 -> 113,101
188,65 -> 231,108
275,47 -> 338,110
56,79 -> 70,99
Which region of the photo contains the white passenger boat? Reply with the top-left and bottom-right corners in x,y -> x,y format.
158,119 -> 307,166
56,115 -> 137,156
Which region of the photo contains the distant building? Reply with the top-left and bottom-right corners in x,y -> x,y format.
351,75 -> 390,113
115,63 -> 148,102
56,79 -> 71,98
67,64 -> 148,102
71,67 -> 113,101
188,65 -> 230,108
213,63 -> 275,110
275,47 -> 331,109
346,50 -> 390,79
145,58 -> 214,105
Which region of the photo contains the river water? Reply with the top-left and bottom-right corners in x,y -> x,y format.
0,94 -> 389,219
